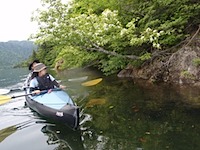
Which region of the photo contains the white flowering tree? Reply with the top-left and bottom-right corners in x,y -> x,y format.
31,0 -> 200,74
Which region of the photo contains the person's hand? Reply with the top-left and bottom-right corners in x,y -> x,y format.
48,89 -> 52,93
33,90 -> 41,95
59,85 -> 66,89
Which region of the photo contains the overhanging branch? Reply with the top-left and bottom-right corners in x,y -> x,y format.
80,44 -> 140,60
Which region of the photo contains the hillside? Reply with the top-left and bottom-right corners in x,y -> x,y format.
0,41 -> 37,67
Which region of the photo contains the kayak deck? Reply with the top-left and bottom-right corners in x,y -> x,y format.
30,90 -> 74,109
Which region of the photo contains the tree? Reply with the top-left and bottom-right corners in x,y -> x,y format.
31,0 -> 200,75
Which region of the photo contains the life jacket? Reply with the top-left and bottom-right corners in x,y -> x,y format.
36,74 -> 55,90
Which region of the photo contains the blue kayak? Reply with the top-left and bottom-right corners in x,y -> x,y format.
25,90 -> 79,129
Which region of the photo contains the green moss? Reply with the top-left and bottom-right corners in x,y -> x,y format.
192,58 -> 200,67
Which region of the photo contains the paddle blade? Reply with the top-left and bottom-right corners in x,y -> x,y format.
81,78 -> 102,86
0,88 -> 23,95
0,95 -> 12,105
68,76 -> 88,82
0,89 -> 10,95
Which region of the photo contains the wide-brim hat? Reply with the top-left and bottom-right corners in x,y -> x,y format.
33,63 -> 47,72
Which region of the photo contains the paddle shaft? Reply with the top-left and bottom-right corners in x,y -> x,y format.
0,89 -> 59,104
11,93 -> 33,99
0,78 -> 102,95
11,89 -> 63,99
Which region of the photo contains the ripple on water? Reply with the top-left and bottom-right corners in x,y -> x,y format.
0,94 -> 35,130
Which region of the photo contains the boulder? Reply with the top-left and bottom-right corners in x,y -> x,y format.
118,45 -> 200,85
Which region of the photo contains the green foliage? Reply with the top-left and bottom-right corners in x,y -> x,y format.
139,53 -> 152,61
180,70 -> 195,79
99,56 -> 128,75
121,21 -> 164,49
192,58 -> 200,67
35,41 -> 62,67
30,0 -> 200,75
54,46 -> 98,70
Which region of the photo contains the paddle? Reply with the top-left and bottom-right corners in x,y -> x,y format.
81,78 -> 102,86
0,89 -> 51,105
0,78 -> 103,95
0,89 -> 10,95
0,93 -> 34,105
0,78 -> 103,105
0,88 -> 22,95
64,77 -> 102,85
68,76 -> 88,82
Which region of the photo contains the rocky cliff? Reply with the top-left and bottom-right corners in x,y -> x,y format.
118,32 -> 200,86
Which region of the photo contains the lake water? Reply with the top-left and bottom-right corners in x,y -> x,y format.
0,67 -> 200,150
0,66 -> 29,88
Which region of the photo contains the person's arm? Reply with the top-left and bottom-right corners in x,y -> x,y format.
23,72 -> 32,89
48,74 -> 59,87
29,78 -> 40,93
49,74 -> 66,89
52,80 -> 59,87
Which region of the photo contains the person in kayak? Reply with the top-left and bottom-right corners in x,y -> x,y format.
29,63 -> 65,94
23,59 -> 40,89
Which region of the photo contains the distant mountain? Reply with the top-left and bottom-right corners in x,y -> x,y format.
0,40 -> 37,67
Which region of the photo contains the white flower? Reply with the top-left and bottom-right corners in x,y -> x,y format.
150,37 -> 154,42
141,36 -> 145,40
146,27 -> 152,32
153,30 -> 157,33
156,44 -> 161,48
120,29 -> 127,36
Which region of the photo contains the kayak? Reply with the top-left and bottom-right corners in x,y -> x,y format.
25,89 -> 79,129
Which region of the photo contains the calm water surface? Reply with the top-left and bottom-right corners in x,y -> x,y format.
0,67 -> 200,150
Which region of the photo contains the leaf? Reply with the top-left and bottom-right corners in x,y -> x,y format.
109,105 -> 114,109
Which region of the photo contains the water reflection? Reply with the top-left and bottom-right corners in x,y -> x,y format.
76,76 -> 200,150
1,67 -> 200,150
0,118 -> 85,150
41,124 -> 84,150
0,126 -> 17,142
